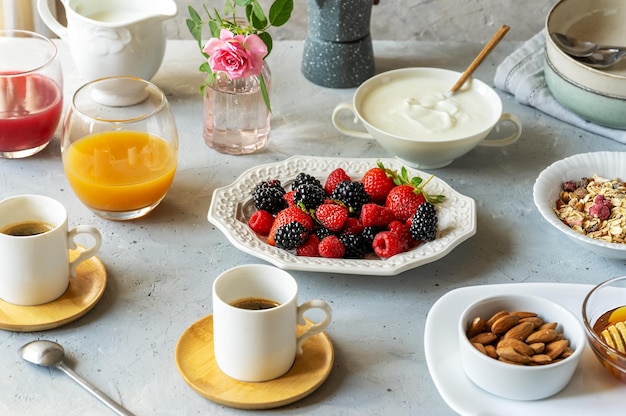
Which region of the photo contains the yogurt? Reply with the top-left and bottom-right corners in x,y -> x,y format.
360,77 -> 496,140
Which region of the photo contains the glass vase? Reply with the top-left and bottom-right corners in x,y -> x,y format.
203,62 -> 271,155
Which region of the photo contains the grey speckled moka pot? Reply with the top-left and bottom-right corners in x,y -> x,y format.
302,0 -> 375,88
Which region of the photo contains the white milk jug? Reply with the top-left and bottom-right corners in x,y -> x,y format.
37,0 -> 177,81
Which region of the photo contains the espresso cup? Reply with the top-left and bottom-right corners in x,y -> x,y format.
0,194 -> 102,305
212,264 -> 332,382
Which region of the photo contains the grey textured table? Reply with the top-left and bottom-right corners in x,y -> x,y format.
1,40 -> 624,416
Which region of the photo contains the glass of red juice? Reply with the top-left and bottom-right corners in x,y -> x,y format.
0,30 -> 63,158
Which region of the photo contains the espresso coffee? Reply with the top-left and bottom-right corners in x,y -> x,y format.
231,297 -> 280,310
1,221 -> 54,236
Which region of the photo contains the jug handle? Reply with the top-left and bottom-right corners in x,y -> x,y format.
37,0 -> 68,39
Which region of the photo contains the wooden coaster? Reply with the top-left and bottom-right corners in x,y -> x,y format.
0,247 -> 106,332
175,314 -> 334,410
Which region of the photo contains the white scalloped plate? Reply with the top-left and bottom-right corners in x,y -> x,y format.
207,156 -> 476,276
533,151 -> 626,260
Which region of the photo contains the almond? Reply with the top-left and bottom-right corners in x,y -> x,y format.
472,342 -> 486,355
467,316 -> 485,338
530,354 -> 552,365
496,346 -> 531,364
519,316 -> 543,329
484,344 -> 498,359
510,311 -> 538,319
526,328 -> 558,344
491,314 -> 520,335
528,342 -> 545,354
539,321 -> 558,331
497,338 -> 535,356
470,332 -> 497,345
486,311 -> 510,330
503,321 -> 535,341
545,339 -> 569,359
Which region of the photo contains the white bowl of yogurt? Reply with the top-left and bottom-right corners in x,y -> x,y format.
332,68 -> 522,169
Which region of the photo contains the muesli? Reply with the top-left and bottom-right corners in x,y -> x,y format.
554,175 -> 626,244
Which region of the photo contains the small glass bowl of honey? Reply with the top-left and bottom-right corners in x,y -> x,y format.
582,276 -> 626,383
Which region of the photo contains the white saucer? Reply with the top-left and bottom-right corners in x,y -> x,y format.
425,282 -> 625,415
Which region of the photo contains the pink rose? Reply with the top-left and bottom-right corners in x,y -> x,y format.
203,29 -> 268,79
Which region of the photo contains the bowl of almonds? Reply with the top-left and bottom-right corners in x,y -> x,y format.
458,294 -> 585,400
582,276 -> 626,383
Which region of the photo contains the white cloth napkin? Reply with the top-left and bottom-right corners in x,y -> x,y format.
494,30 -> 626,144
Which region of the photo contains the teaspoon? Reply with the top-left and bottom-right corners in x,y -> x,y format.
550,32 -> 624,58
575,48 -> 626,69
19,340 -> 135,416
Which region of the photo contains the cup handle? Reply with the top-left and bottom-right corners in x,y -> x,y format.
68,225 -> 102,277
295,299 -> 332,355
332,102 -> 374,140
478,113 -> 523,147
37,0 -> 68,40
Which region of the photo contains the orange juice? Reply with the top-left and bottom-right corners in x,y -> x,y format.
63,130 -> 177,212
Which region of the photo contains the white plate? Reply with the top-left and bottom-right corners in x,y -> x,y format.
425,283 -> 625,416
207,156 -> 476,276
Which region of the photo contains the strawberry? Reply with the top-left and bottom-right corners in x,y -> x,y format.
324,168 -> 351,195
385,184 -> 427,222
318,235 -> 345,258
372,231 -> 404,258
315,203 -> 348,232
296,234 -> 320,257
267,206 -> 313,246
247,209 -> 274,236
361,167 -> 395,203
359,203 -> 395,227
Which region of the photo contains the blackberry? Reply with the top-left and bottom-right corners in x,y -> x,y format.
314,226 -> 333,240
291,172 -> 322,190
361,226 -> 382,246
252,180 -> 287,215
274,222 -> 309,250
410,202 -> 438,241
339,233 -> 368,259
331,180 -> 370,214
293,183 -> 326,211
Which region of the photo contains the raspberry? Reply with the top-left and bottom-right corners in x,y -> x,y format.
318,235 -> 345,258
410,202 -> 438,241
387,220 -> 416,250
359,203 -> 395,227
296,234 -> 320,257
324,168 -> 351,195
341,217 -> 364,235
385,184 -> 426,222
284,190 -> 297,207
361,167 -> 395,203
315,203 -> 348,232
372,231 -> 404,258
247,210 -> 274,236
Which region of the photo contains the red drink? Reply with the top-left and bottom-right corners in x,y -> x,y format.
0,73 -> 63,153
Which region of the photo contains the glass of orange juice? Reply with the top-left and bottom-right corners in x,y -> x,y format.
62,77 -> 178,220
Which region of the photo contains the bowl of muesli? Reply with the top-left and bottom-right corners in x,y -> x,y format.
533,152 -> 626,260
